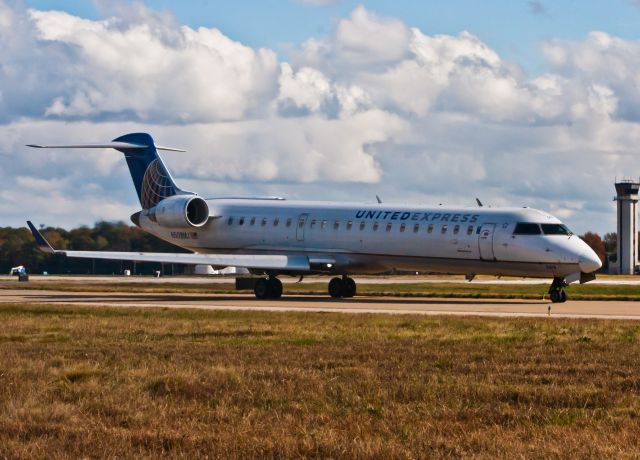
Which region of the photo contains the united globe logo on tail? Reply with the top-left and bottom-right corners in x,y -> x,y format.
140,159 -> 177,209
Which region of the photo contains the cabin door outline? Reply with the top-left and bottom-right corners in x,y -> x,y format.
478,223 -> 496,260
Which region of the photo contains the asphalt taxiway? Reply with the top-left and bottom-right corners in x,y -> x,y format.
2,288 -> 640,320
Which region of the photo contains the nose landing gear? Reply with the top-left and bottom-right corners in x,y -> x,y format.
549,277 -> 568,303
328,276 -> 357,298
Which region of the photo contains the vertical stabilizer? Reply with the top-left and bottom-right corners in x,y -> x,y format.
112,133 -> 185,209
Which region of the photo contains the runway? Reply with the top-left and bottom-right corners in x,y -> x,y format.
2,288 -> 640,320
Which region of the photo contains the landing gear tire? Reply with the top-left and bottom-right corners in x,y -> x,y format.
549,289 -> 567,303
328,276 -> 357,298
254,278 -> 270,299
269,277 -> 283,299
328,277 -> 344,298
549,277 -> 568,303
254,277 -> 283,299
342,277 -> 356,298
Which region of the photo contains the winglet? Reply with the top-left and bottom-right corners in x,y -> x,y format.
26,221 -> 55,254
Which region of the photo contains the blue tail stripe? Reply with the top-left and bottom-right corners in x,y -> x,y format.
112,133 -> 181,209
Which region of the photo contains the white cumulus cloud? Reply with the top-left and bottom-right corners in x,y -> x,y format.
25,7 -> 280,123
1,2 -> 639,235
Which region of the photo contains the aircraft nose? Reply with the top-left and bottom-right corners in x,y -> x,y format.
579,249 -> 602,273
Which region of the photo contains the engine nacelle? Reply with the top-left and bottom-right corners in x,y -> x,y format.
150,195 -> 209,228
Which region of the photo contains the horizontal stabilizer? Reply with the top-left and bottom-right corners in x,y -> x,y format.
27,221 -> 310,271
26,142 -> 185,152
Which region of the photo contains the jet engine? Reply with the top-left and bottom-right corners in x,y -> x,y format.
150,195 -> 209,228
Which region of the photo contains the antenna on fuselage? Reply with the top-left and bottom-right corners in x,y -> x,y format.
475,198 -> 483,207
376,195 -> 382,204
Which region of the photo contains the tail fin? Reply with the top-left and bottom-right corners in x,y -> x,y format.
112,133 -> 187,209
27,132 -> 190,209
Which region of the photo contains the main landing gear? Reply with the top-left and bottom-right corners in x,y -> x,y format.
549,277 -> 568,303
328,276 -> 357,298
252,275 -> 357,300
254,276 -> 283,299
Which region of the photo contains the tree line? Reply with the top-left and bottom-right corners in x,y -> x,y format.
0,222 -> 619,275
0,221 -> 187,275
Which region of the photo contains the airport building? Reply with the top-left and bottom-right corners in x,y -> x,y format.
614,180 -> 640,274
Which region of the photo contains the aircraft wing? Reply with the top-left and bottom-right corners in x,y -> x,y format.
26,221 -> 314,271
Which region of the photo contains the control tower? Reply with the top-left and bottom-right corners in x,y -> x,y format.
615,181 -> 640,274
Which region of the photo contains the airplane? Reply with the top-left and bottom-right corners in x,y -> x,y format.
26,132 -> 602,303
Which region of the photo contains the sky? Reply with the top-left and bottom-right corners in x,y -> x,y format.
2,0 -> 640,234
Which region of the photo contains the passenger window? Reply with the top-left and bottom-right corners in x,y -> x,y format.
261,218 -> 267,227
441,225 -> 448,234
453,224 -> 460,235
360,221 -> 366,231
386,223 -> 392,232
274,217 -> 279,226
347,220 -> 353,230
413,223 -> 419,233
286,218 -> 292,227
228,217 -> 233,225
513,223 -> 541,235
321,220 -> 327,229
310,219 -> 317,229
250,217 -> 256,226
334,220 -> 340,230
467,225 -> 473,235
400,223 -> 406,232
298,218 -> 304,228
239,217 -> 245,226
373,222 -> 379,231
427,224 -> 434,234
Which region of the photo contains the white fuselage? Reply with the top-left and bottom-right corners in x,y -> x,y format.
138,199 -> 601,278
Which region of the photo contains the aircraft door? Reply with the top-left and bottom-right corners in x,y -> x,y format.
478,223 -> 496,260
296,213 -> 308,241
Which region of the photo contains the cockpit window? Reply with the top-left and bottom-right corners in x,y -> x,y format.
541,224 -> 572,235
513,223 -> 541,235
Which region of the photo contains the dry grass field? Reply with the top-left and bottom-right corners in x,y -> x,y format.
1,304 -> 640,458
